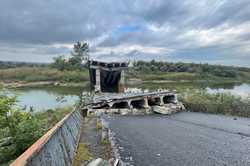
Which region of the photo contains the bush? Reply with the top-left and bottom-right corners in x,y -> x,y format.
0,90 -> 73,165
0,67 -> 89,83
133,60 -> 250,81
179,90 -> 250,117
0,94 -> 45,164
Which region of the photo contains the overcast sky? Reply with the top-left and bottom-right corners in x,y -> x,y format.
0,0 -> 250,67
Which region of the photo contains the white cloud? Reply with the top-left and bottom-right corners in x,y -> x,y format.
146,23 -> 172,33
91,44 -> 174,57
178,22 -> 250,48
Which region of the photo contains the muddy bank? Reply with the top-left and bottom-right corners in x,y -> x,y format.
1,81 -> 87,88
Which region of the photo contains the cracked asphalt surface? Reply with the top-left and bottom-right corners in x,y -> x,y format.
105,112 -> 250,166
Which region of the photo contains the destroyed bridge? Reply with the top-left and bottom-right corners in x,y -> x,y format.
10,60 -> 184,166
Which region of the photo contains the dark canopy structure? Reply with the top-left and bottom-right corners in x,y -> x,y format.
89,60 -> 128,93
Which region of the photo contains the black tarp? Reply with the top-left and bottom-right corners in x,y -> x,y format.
101,70 -> 121,92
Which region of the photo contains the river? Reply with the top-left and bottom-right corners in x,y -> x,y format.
4,86 -> 82,112
2,82 -> 250,112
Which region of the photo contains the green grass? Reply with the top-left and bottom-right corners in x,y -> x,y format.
179,90 -> 250,117
72,143 -> 93,166
1,66 -> 250,85
0,67 -> 89,83
96,120 -> 102,130
127,70 -> 250,83
35,106 -> 73,129
142,72 -> 198,81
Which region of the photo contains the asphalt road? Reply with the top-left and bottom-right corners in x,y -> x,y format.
105,112 -> 250,166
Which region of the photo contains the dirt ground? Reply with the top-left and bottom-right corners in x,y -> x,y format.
73,117 -> 112,166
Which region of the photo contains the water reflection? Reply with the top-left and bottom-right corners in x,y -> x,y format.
129,82 -> 250,98
207,83 -> 250,98
6,86 -> 81,112
3,83 -> 250,112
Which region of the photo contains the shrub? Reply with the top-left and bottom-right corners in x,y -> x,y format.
179,90 -> 250,117
0,94 -> 44,164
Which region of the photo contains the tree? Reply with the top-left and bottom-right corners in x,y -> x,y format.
52,55 -> 66,71
52,41 -> 90,71
68,41 -> 89,70
71,41 -> 89,62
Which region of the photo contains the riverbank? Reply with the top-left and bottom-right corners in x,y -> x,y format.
1,80 -> 88,89
127,71 -> 250,85
1,66 -> 250,88
0,67 -> 89,84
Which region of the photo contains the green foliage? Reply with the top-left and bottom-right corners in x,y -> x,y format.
52,41 -> 89,71
96,120 -> 102,130
0,61 -> 49,69
0,67 -> 89,83
0,89 -> 73,165
52,55 -> 67,71
132,60 -> 250,81
72,143 -> 93,166
0,93 -> 44,164
35,107 -> 72,129
179,90 -> 250,117
72,41 -> 89,60
142,72 -> 198,81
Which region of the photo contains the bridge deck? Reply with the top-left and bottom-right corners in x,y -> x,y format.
93,91 -> 175,103
105,112 -> 250,165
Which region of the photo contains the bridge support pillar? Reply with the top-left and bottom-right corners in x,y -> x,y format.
95,68 -> 101,92
119,70 -> 125,93
128,100 -> 133,109
173,94 -> 178,103
143,97 -> 149,108
160,96 -> 164,106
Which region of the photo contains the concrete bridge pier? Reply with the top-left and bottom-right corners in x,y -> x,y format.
94,68 -> 101,92
128,100 -> 133,109
143,97 -> 149,109
160,96 -> 164,106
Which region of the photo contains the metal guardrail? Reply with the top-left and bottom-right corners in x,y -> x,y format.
10,109 -> 83,166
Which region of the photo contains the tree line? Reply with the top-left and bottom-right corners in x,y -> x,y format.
133,60 -> 250,78
0,61 -> 49,69
1,41 -> 250,80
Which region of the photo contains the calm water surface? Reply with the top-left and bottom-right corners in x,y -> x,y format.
131,82 -> 250,98
207,83 -> 250,98
4,83 -> 250,112
6,86 -> 82,111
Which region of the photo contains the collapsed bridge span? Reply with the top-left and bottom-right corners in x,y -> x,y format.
88,91 -> 185,115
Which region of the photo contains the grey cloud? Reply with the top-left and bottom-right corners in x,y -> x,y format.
0,0 -> 250,66
0,0 -> 122,44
